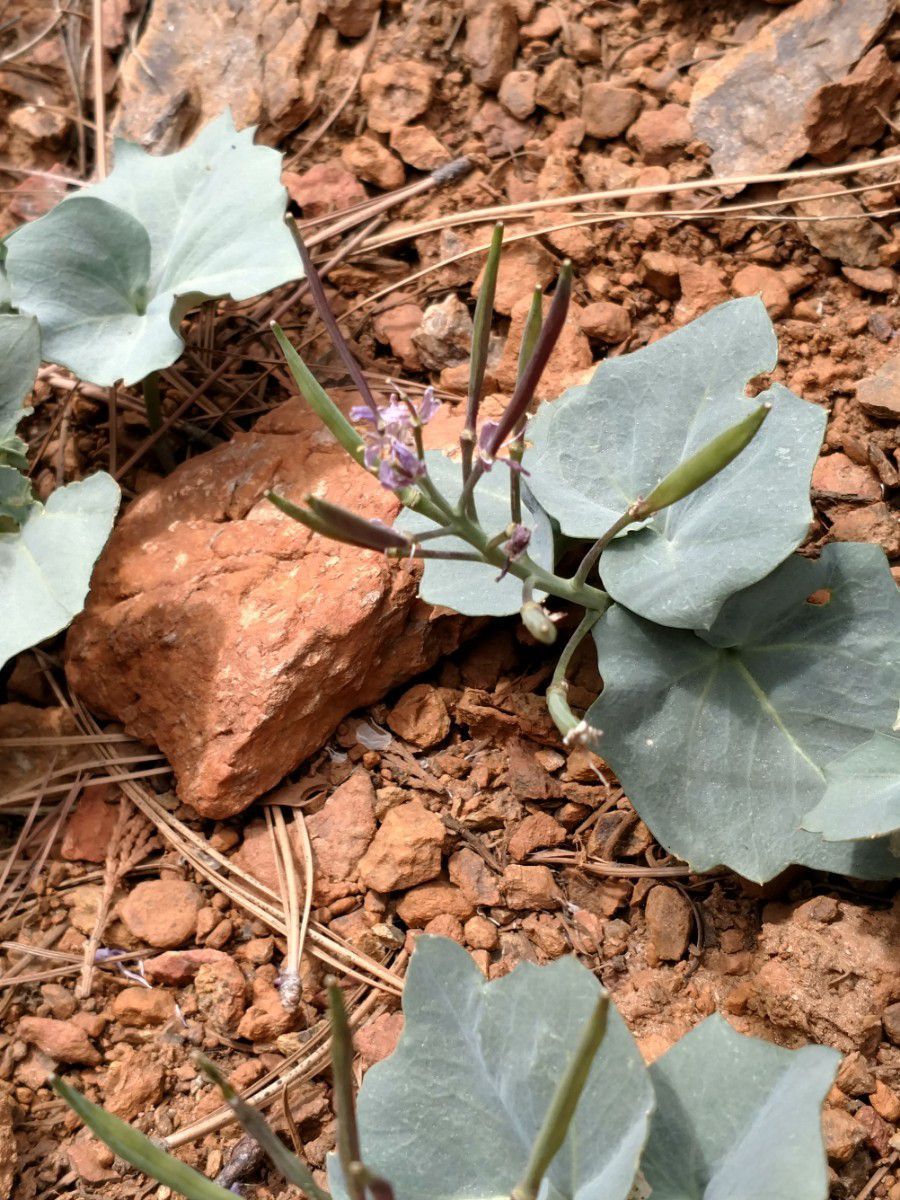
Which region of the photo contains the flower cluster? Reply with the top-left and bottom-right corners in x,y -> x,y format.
352,387 -> 440,491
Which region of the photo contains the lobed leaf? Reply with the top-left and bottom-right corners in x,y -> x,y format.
6,111 -> 302,386
1,472 -> 120,670
642,1015 -> 838,1200
329,935 -> 654,1200
586,543 -> 900,882
524,298 -> 824,630
396,451 -> 555,616
803,733 -> 900,842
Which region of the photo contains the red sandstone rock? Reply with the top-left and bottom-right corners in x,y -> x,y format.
283,161 -> 366,218
59,786 -> 120,862
372,298 -> 424,370
356,1011 -> 404,1067
644,885 -> 693,962
321,0 -> 380,38
464,0 -> 518,92
358,801 -> 445,892
306,768 -> 377,881
389,125 -> 450,171
111,987 -> 175,1027
501,864 -> 561,910
578,301 -> 632,343
581,83 -> 642,139
628,104 -> 691,164
103,1047 -> 165,1118
117,880 -> 202,949
507,812 -> 567,861
805,45 -> 898,164
18,1016 -> 100,1065
195,958 -> 248,1031
812,454 -> 881,502
65,398 -> 467,817
341,136 -> 405,190
395,879 -> 476,926
731,265 -> 791,319
362,61 -> 435,133
387,684 -> 450,749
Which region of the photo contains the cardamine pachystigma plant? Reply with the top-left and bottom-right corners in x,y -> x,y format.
268,230 -> 900,886
55,936 -> 839,1200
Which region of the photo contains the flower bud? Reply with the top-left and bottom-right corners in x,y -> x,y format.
521,600 -> 558,645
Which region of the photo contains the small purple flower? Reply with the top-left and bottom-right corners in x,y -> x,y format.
478,420 -> 499,467
378,437 -> 426,490
503,524 -> 532,561
418,386 -> 440,424
353,390 -> 435,492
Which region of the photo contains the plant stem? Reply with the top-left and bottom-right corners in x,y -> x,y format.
141,372 -> 176,473
328,980 -> 365,1200
511,994 -> 610,1200
571,504 -> 643,590
545,609 -> 603,740
463,221 -> 504,486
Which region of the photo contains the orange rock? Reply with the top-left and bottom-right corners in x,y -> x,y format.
448,847 -> 501,906
18,1016 -> 99,1065
306,768 -> 377,881
395,879 -> 476,926
358,801 -> 445,892
372,298 -> 423,370
501,864 -> 561,911
628,104 -> 691,164
389,125 -> 450,171
111,986 -> 175,1027
118,880 -> 202,949
805,46 -> 898,164
463,0 -> 518,91
143,947 -> 234,986
464,914 -> 499,950
812,454 -> 881,502
507,812 -> 566,861
387,684 -> 450,749
362,61 -> 435,132
356,1011 -> 404,1067
581,83 -> 642,140
870,1078 -> 900,1122
498,70 -> 538,120
283,162 -> 366,218
59,786 -> 120,863
103,1047 -> 165,1119
237,978 -> 298,1042
67,1140 -> 117,1184
341,136 -> 405,191
195,958 -> 248,1032
321,0 -> 380,38
578,301 -> 632,343
472,239 -> 557,318
731,265 -> 791,319
644,885 -> 693,962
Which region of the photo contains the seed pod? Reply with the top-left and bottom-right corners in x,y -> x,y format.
267,491 -> 410,553
521,600 -> 558,645
637,402 -> 771,518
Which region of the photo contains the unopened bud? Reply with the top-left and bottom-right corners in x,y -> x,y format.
521,600 -> 558,645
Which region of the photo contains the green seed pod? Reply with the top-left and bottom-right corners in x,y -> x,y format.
521,600 -> 558,645
638,402 -> 771,518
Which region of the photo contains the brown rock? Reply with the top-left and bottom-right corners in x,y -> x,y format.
387,684 -> 450,749
448,847 -> 502,906
843,265 -> 898,293
237,978 -> 298,1041
883,1001 -> 900,1044
60,787 -> 120,863
103,1048 -> 165,1118
499,70 -> 538,121
465,914 -> 500,950
307,768 -> 377,880
144,947 -> 235,985
362,60 -> 435,133
822,1107 -> 866,1164
829,502 -> 900,557
114,0 -> 321,147
579,301 -> 632,343
731,265 -> 791,319
812,454 -> 881,502
66,400 -> 467,817
645,885 -> 693,961
389,125 -> 450,171
628,104 -> 691,164
395,879 -> 476,926
464,0 -> 518,92
582,83 -> 642,140
562,20 -> 602,64
194,958 -> 248,1031
535,58 -> 581,116
283,162 -> 366,218
18,1017 -> 99,1065
341,136 -> 405,190
68,1140 -> 117,1184
111,987 -> 175,1027
689,0 -> 893,177
501,864 -> 561,910
675,261 -> 729,325
639,250 -> 681,299
624,166 -> 670,213
805,45 -> 898,164
356,1011 -> 404,1067
118,880 -> 202,949
230,820 -> 277,886
321,0 -> 380,38
472,99 -> 532,156
782,180 -> 884,268
870,1078 -> 900,1121
412,293 -> 474,369
857,353 -> 900,420
836,1051 -> 875,1097
508,812 -> 567,861
473,239 -> 557,317
373,299 -> 423,369
358,801 -> 445,891
521,5 -> 562,39
424,913 -> 465,942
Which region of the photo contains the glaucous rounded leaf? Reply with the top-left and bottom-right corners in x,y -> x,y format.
803,733 -> 900,842
0,312 -> 40,468
586,544 -> 900,882
396,451 -> 555,616
7,111 -> 302,386
642,1015 -> 838,1200
524,298 -> 824,630
1,472 -> 120,669
329,936 -> 654,1200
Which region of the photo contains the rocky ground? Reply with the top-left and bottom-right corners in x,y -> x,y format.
1,0 -> 900,1197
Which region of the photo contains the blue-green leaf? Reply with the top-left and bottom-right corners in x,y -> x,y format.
586,544 -> 900,882
7,111 -> 302,386
0,312 -> 40,469
524,298 -> 824,630
396,451 -> 555,616
804,733 -> 900,842
642,1015 -> 838,1200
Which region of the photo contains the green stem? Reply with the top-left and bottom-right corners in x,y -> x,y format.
141,371 -> 176,473
328,980 -> 364,1200
571,505 -> 642,590
546,609 -> 603,740
511,994 -> 610,1200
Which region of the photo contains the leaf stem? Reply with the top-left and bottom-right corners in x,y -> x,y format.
511,993 -> 610,1200
545,609 -> 603,741
572,503 -> 643,590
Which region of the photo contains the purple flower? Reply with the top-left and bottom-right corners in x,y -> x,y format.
418,386 -> 440,424
378,437 -> 426,490
353,390 -> 436,492
478,420 -> 499,467
503,524 -> 532,561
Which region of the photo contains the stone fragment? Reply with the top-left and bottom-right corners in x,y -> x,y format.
857,353 -> 900,420
521,5 -> 562,39
499,70 -> 538,121
322,0 -> 380,38
645,885 -> 693,961
395,879 -> 476,926
60,787 -> 120,863
690,0 -> 892,176
639,250 -> 681,298
356,1011 -> 404,1067
68,1140 -> 117,1184
18,1016 -> 99,1065
66,400 -> 467,817
731,265 -> 790,319
424,913 -> 465,942
495,294 -> 591,399
507,812 -> 567,861
812,454 -> 881,502
387,684 -> 450,749
114,0 -> 321,147
822,1107 -> 866,1164
562,21 -> 602,64
465,914 -> 499,950
143,947 -> 233,986
829,502 -> 900,557
882,1001 -> 900,1044
836,1051 -> 875,1097
501,864 -> 561,910
581,83 -> 642,140
237,978 -> 298,1041
341,136 -> 405,191
464,0 -> 518,91
362,61 -> 435,133
412,294 -> 474,369
194,958 -> 248,1031
870,1079 -> 900,1122
389,125 -> 450,171
628,104 -> 691,164
472,239 -> 557,317
306,768 -> 377,880
358,802 -> 445,891
283,162 -> 366,217
448,847 -> 502,906
535,58 -> 581,115
675,261 -> 729,324
781,180 -> 884,268
805,45 -> 898,163
111,987 -> 175,1027
843,266 -> 898,293
472,99 -> 532,156
578,301 -> 632,343
103,1048 -> 165,1118
118,879 -> 202,949
373,299 -> 423,370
